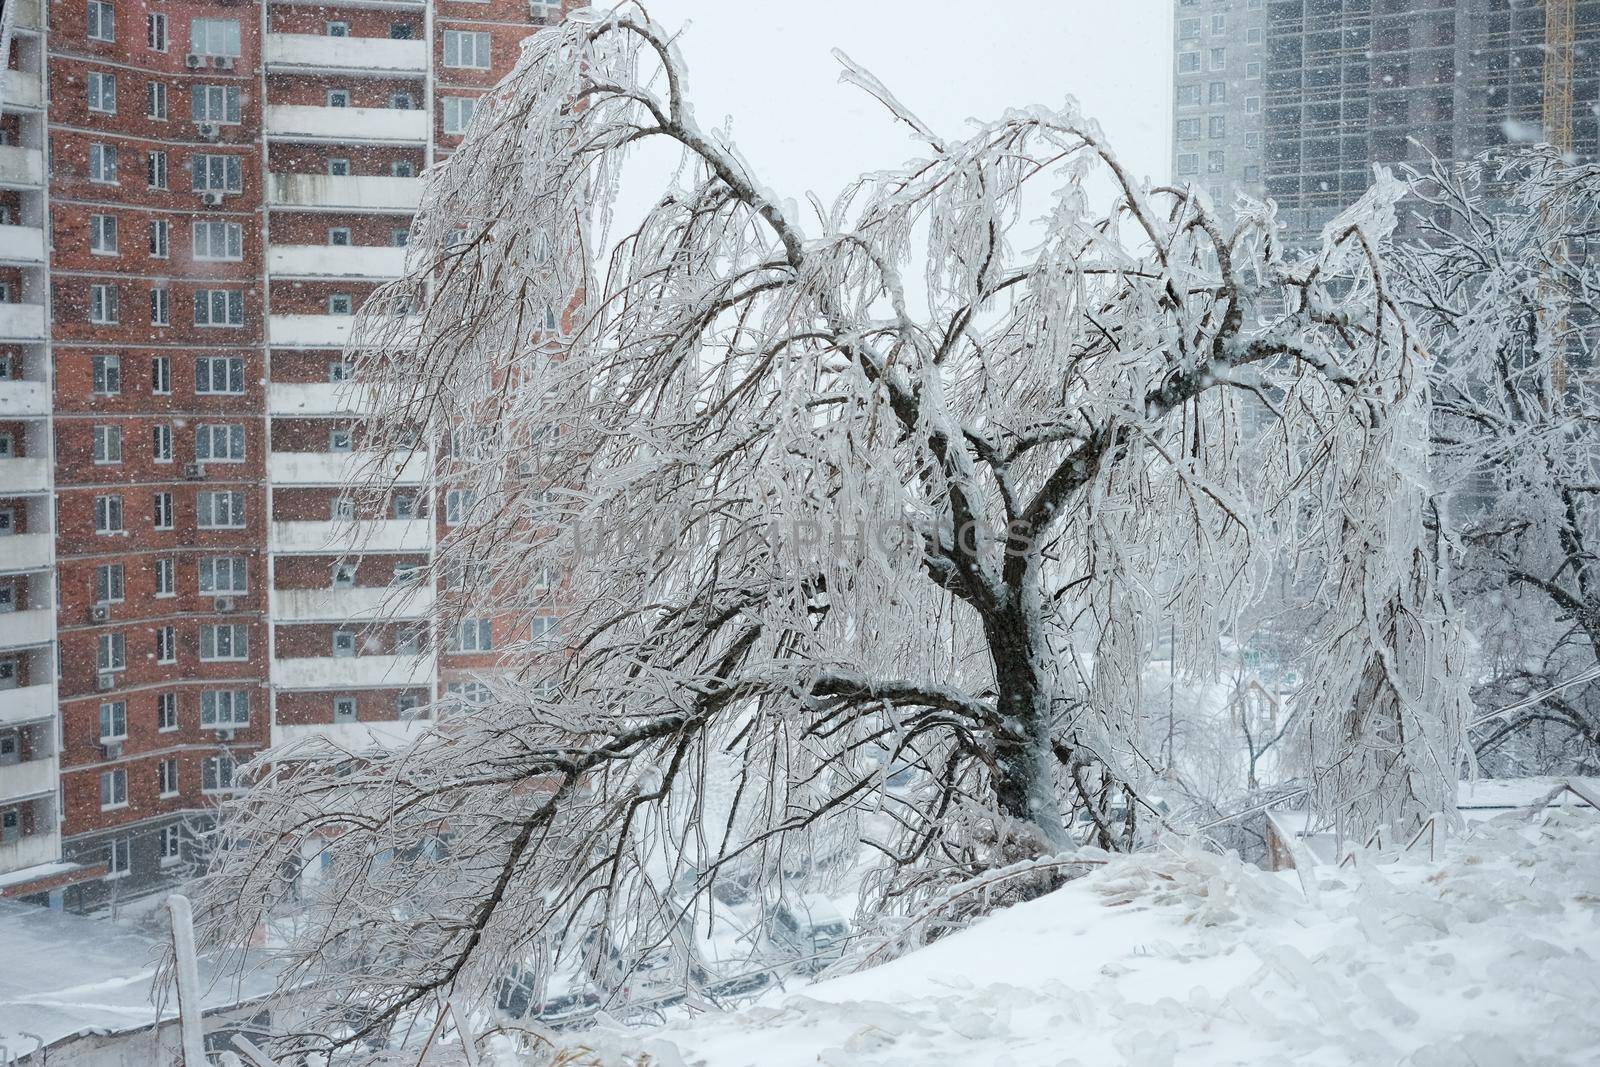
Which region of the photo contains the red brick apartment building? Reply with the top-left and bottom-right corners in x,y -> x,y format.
0,0 -> 561,911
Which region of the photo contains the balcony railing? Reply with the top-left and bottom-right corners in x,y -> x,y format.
0,303 -> 46,341
0,457 -> 50,495
7,0 -> 43,32
0,608 -> 53,650
270,719 -> 430,754
268,313 -> 420,349
268,381 -> 374,416
267,173 -> 424,213
0,533 -> 51,574
266,34 -> 427,74
0,146 -> 43,188
274,585 -> 435,622
0,756 -> 55,805
0,684 -> 53,728
1,69 -> 43,111
0,831 -> 60,880
269,244 -> 409,279
272,653 -> 437,690
268,449 -> 428,486
0,225 -> 47,264
265,104 -> 428,144
270,519 -> 432,555
0,379 -> 48,417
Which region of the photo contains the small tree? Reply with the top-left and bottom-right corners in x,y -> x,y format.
1397,148 -> 1600,774
193,8 -> 1465,1050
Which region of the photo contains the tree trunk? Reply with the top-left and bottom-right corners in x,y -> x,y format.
985,605 -> 1069,850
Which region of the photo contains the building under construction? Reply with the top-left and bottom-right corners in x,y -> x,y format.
1172,0 -> 1600,237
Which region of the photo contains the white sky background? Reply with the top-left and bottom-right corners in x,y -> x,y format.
601,0 -> 1174,243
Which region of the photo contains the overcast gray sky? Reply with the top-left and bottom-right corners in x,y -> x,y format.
624,0 -> 1173,209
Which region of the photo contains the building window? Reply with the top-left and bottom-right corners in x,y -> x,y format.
1178,17 -> 1200,38
1177,85 -> 1200,108
89,143 -> 119,183
332,562 -> 357,588
390,22 -> 414,40
330,497 -> 355,520
199,624 -> 249,662
1209,48 -> 1225,71
190,18 -> 241,57
104,836 -> 131,878
328,158 -> 350,176
95,494 -> 124,534
147,150 -> 167,189
158,691 -> 178,730
1247,27 -> 1263,44
191,153 -> 243,194
156,625 -> 176,663
153,491 -> 174,529
191,84 -> 241,125
95,562 -> 125,603
1210,13 -> 1225,33
201,688 -> 249,727
151,287 -> 170,326
444,490 -> 476,525
333,697 -> 357,723
98,632 -> 126,672
328,361 -> 351,382
1208,82 -> 1226,104
88,71 -> 117,114
443,30 -> 491,68
442,96 -> 478,135
101,770 -> 129,812
1246,61 -> 1261,79
1207,149 -> 1226,173
1243,165 -> 1261,183
149,219 -> 169,258
328,428 -> 352,453
88,0 -> 116,42
92,425 -> 122,465
1177,118 -> 1201,140
152,356 -> 171,395
394,627 -> 422,654
152,423 -> 173,463
92,353 -> 121,394
1176,152 -> 1199,176
328,227 -> 351,246
328,294 -> 353,315
193,289 -> 244,327
147,81 -> 168,120
1246,96 -> 1261,115
1178,51 -> 1199,73
449,618 -> 493,652
397,693 -> 424,719
1245,131 -> 1260,150
90,284 -> 120,324
196,357 -> 246,394
199,556 -> 248,595
390,92 -> 415,110
196,423 -> 245,462
155,558 -> 176,597
326,88 -> 351,108
326,20 -> 350,37
391,162 -> 415,178
390,230 -> 410,249
1209,116 -> 1227,139
332,630 -> 357,658
147,12 -> 168,51
159,823 -> 181,863
196,490 -> 246,529
202,754 -> 237,793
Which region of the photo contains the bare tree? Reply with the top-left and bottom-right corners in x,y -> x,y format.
191,8 -> 1466,1052
1396,148 -> 1600,775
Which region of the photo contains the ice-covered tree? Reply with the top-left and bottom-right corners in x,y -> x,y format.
1396,148 -> 1600,775
191,8 -> 1465,1050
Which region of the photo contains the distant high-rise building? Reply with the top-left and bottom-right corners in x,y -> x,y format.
1172,0 -> 1600,238
1172,0 -> 1270,210
0,0 -> 562,913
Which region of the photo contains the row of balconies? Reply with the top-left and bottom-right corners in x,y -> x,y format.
0,306 -> 415,347
0,828 -> 60,881
273,585 -> 435,622
0,608 -> 54,651
1,67 -> 42,112
272,652 -> 436,690
0,754 -> 55,807
0,452 -> 425,494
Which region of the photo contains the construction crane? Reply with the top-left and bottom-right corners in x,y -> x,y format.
1540,0 -> 1577,392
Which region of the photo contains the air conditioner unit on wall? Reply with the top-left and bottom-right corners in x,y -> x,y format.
200,191 -> 224,207
185,54 -> 203,69
97,672 -> 116,691
219,57 -> 236,70
184,463 -> 207,479
197,123 -> 220,142
101,741 -> 122,760
215,597 -> 236,612
217,728 -> 235,742
89,604 -> 109,623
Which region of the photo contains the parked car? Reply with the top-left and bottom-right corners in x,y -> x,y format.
766,895 -> 851,971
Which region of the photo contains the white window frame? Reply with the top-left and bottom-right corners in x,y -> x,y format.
443,30 -> 491,69
90,213 -> 118,254
90,284 -> 120,324
199,624 -> 249,662
158,691 -> 178,730
88,71 -> 117,115
190,17 -> 241,58
195,423 -> 246,463
98,632 -> 126,672
91,353 -> 121,395
193,289 -> 244,327
90,143 -> 119,184
95,494 -> 124,534
104,836 -> 131,878
88,0 -> 116,42
155,557 -> 176,598
196,490 -> 246,529
442,96 -> 477,135
195,355 -> 245,394
200,688 -> 250,726
156,625 -> 177,664
100,769 -> 129,812
153,491 -> 174,530
198,555 -> 248,595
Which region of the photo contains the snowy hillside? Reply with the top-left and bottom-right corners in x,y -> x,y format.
532,810 -> 1600,1067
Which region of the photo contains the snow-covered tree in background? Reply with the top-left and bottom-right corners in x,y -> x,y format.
1397,148 -> 1600,775
190,7 -> 1466,1050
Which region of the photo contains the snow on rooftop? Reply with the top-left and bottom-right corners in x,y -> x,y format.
0,900 -> 277,1050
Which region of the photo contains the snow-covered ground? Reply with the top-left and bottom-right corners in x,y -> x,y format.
528,808 -> 1600,1066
